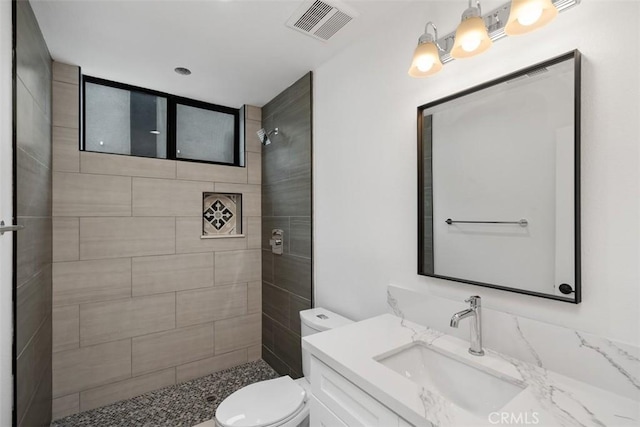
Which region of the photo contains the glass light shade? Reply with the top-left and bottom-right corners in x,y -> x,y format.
450,16 -> 493,59
408,41 -> 443,77
505,0 -> 558,35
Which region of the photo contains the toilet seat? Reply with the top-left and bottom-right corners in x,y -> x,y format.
215,376 -> 306,427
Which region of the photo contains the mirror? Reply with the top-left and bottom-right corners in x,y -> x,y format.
418,51 -> 581,303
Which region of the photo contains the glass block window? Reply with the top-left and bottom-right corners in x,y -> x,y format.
203,193 -> 242,237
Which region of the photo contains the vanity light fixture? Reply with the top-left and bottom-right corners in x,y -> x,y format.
450,1 -> 492,59
505,0 -> 558,35
408,22 -> 443,77
408,0 -> 579,77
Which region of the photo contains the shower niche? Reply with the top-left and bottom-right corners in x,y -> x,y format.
202,192 -> 243,238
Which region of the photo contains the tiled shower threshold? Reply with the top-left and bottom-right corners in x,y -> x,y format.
51,360 -> 279,427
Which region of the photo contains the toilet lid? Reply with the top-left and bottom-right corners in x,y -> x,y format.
215,376 -> 306,427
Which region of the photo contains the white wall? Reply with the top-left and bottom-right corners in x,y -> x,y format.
314,0 -> 640,345
0,0 -> 13,424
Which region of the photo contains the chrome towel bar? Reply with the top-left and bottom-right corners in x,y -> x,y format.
445,218 -> 528,227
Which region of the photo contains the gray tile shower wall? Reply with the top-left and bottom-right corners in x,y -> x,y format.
50,63 -> 262,420
261,73 -> 313,377
422,115 -> 434,274
15,1 -> 53,426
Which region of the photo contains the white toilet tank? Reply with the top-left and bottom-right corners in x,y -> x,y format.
299,308 -> 352,379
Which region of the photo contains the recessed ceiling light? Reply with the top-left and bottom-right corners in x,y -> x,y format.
149,130 -> 160,135
174,67 -> 191,76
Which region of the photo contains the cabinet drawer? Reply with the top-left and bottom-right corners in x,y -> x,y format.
310,395 -> 348,427
311,356 -> 399,427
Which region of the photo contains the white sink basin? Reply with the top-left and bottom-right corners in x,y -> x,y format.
376,343 -> 526,417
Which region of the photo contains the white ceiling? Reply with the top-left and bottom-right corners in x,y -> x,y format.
31,0 -> 411,108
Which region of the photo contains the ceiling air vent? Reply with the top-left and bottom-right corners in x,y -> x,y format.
286,0 -> 358,42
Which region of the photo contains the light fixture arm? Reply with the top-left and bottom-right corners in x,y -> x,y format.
461,0 -> 483,21
421,21 -> 446,53
424,21 -> 438,39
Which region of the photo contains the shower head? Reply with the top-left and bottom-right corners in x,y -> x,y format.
257,128 -> 278,146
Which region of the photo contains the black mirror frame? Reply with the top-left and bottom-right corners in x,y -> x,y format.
417,50 -> 582,304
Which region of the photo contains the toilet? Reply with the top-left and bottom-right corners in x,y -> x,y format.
213,308 -> 353,427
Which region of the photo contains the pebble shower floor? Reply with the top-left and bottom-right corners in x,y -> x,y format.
50,360 -> 279,427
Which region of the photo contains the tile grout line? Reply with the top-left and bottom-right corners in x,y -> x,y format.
77,301 -> 81,353
130,174 -> 133,218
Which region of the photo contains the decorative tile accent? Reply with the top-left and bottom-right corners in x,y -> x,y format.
202,193 -> 242,237
205,200 -> 234,230
50,360 -> 278,427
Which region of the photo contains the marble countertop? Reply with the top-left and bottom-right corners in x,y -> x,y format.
302,314 -> 640,427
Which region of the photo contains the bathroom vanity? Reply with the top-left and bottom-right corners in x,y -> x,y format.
302,314 -> 638,426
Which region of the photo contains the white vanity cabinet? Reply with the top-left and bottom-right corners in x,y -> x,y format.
309,395 -> 348,427
309,356 -> 415,427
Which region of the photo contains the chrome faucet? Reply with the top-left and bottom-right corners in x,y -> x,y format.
450,296 -> 484,356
